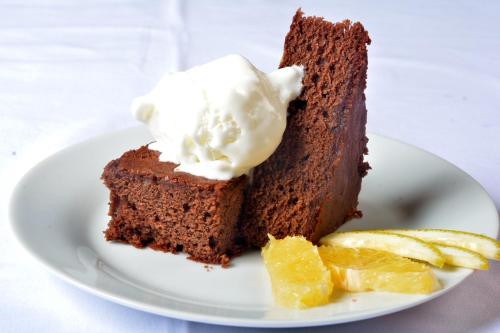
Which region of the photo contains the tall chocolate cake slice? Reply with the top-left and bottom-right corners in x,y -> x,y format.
239,10 -> 370,247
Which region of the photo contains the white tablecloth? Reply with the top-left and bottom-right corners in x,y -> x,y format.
1,1 -> 499,332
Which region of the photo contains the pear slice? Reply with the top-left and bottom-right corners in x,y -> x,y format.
319,231 -> 445,267
431,243 -> 489,270
382,229 -> 500,260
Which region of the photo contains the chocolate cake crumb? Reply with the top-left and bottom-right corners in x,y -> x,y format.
220,254 -> 231,268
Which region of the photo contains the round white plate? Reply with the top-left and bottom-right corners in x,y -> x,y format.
10,127 -> 498,328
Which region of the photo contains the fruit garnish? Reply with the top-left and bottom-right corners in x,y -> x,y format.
431,243 -> 489,270
381,229 -> 500,260
261,235 -> 333,309
319,231 -> 445,267
318,246 -> 440,294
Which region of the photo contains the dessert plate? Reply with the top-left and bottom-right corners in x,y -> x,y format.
10,126 -> 498,328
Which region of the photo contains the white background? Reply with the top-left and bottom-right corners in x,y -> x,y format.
1,0 -> 499,332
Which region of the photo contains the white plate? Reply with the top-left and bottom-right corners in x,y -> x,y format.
9,127 -> 498,328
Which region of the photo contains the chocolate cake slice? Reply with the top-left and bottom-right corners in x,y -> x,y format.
102,146 -> 247,265
239,10 -> 371,247
102,9 -> 370,264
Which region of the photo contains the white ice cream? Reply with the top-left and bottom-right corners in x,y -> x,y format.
132,54 -> 304,180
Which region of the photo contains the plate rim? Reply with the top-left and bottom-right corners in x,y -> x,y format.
8,127 -> 499,328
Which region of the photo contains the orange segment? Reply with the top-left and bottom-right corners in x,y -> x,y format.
261,235 -> 333,308
319,246 -> 440,294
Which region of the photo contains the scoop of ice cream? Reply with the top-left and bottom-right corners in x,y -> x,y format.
132,54 -> 304,180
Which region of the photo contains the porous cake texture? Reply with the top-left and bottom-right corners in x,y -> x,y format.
103,146 -> 247,265
239,10 -> 370,247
